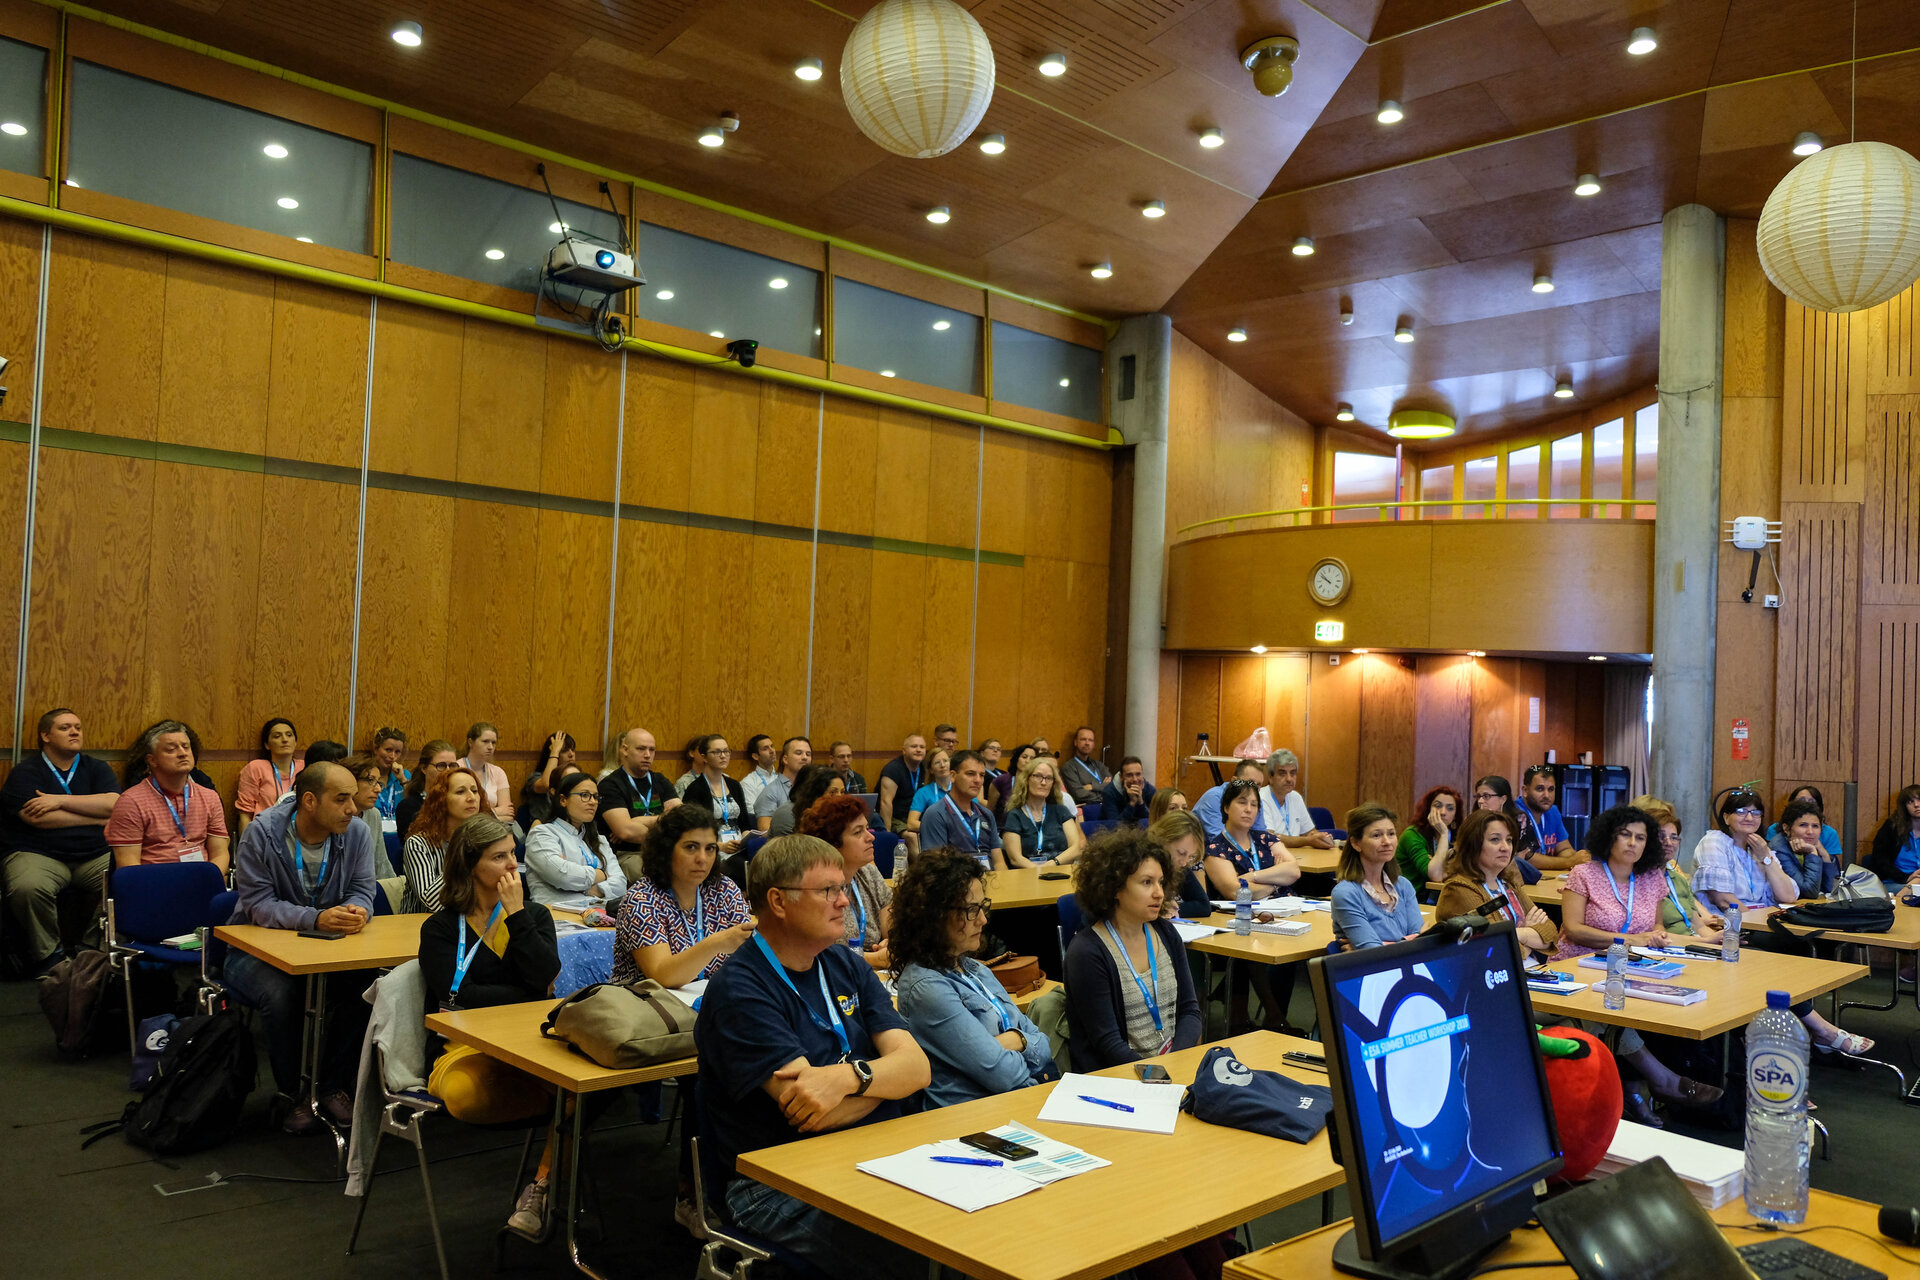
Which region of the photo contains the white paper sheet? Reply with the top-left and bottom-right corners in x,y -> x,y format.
985,1123 -> 1112,1185
856,1143 -> 1043,1212
1035,1073 -> 1186,1135
1171,920 -> 1229,943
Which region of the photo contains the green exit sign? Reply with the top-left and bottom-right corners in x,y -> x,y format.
1314,620 -> 1344,643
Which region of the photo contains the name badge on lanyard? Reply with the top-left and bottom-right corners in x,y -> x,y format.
287,830 -> 330,903
443,903 -> 504,1012
944,796 -> 981,846
754,934 -> 851,1056
151,778 -> 200,858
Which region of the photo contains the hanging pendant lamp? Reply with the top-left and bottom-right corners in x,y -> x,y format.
1757,140 -> 1920,313
841,0 -> 995,159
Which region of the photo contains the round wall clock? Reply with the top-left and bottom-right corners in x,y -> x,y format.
1309,556 -> 1352,607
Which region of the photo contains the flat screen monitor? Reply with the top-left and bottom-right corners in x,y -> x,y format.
1309,924 -> 1563,1280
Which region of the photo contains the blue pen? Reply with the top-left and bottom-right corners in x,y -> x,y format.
930,1155 -> 1002,1167
1077,1094 -> 1135,1113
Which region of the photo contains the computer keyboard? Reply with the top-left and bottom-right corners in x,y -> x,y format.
1736,1237 -> 1886,1280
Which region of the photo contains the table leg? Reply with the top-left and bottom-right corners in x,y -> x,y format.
301,972 -> 347,1175
1835,941 -> 1900,1019
563,1088 -> 613,1280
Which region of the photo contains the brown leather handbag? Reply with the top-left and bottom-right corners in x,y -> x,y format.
987,953 -> 1044,996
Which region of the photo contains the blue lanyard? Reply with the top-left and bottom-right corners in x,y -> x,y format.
1218,829 -> 1258,871
377,773 -> 405,817
680,886 -> 706,943
286,829 -> 330,902
954,965 -> 1013,1033
906,764 -> 922,794
564,823 -> 601,871
452,903 -> 505,999
1024,803 -> 1049,856
628,769 -> 654,812
709,779 -> 736,826
850,879 -> 868,948
271,760 -> 294,795
1602,867 -> 1637,928
1664,868 -> 1693,930
753,934 -> 850,1056
1103,920 -> 1163,1032
42,752 -> 79,794
943,796 -> 982,846
150,777 -> 191,838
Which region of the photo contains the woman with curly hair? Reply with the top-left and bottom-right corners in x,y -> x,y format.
800,793 -> 891,970
1395,785 -> 1462,886
1064,827 -> 1203,1068
610,804 -> 755,988
891,851 -> 1053,1106
401,765 -> 485,913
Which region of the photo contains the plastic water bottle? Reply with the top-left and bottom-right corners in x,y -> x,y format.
1234,879 -> 1253,936
1744,990 -> 1810,1223
1722,902 -> 1743,963
1604,937 -> 1628,1010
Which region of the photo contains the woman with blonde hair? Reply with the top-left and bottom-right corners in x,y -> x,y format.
1001,753 -> 1086,867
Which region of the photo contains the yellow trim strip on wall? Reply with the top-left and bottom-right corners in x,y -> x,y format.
0,195 -> 1110,451
28,0 -> 1113,334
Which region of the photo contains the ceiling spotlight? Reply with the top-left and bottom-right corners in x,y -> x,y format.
1352,648 -> 1371,655
1554,378 -> 1574,399
710,330 -> 725,338
1532,273 -> 1555,293
1626,27 -> 1657,55
1250,645 -> 1268,655
1376,99 -> 1404,125
295,236 -> 313,243
63,177 -> 77,186
262,142 -> 288,158
768,277 -> 789,289
1058,378 -> 1071,387
880,369 -> 897,378
0,121 -> 26,136
549,221 -> 568,233
1038,52 -> 1067,77
1291,236 -> 1315,256
794,57 -> 823,81
978,133 -> 1006,155
1588,654 -> 1609,662
1792,131 -> 1823,156
1339,301 -> 1354,325
656,289 -> 674,300
1240,35 -> 1300,97
276,196 -> 299,209
1393,323 -> 1414,343
1227,327 -> 1247,343
1090,262 -> 1113,279
1198,126 -> 1225,149
699,127 -> 724,147
390,20 -> 422,47
1141,200 -> 1165,218
932,319 -> 951,331
1335,403 -> 1355,422
484,248 -> 505,260
925,206 -> 950,224
1574,172 -> 1601,196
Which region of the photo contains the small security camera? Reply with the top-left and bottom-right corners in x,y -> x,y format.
726,339 -> 759,369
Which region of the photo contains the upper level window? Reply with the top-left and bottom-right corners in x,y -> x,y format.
992,322 -> 1101,422
390,153 -> 621,294
633,222 -> 822,358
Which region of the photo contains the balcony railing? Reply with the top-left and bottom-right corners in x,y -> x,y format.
1176,497 -> 1656,538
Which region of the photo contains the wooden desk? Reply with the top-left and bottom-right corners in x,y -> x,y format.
1526,948 -> 1868,1040
985,866 -> 1076,910
1225,1191 -> 1905,1280
1292,846 -> 1341,875
1189,906 -> 1437,969
1530,873 -> 1570,907
739,1031 -> 1341,1280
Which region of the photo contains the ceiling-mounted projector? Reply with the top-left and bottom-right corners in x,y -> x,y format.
546,237 -> 643,292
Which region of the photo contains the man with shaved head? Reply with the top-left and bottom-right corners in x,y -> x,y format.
597,726 -> 681,883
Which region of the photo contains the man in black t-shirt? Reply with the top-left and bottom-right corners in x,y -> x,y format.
2,708 -> 121,975
876,733 -> 927,835
597,726 -> 680,882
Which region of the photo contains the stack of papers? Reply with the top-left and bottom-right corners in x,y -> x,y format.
1171,921 -> 1228,944
856,1123 -> 1110,1211
1249,919 -> 1313,936
1642,946 -> 1720,962
1209,895 -> 1325,914
1596,1121 -> 1743,1207
1036,1073 -> 1187,1134
1577,954 -> 1687,979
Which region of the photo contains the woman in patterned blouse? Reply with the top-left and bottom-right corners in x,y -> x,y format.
610,804 -> 755,987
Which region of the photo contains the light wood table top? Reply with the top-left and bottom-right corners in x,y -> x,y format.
1224,1191 -> 1901,1280
984,866 -> 1078,910
1525,947 -> 1867,1040
1291,846 -> 1342,875
425,999 -> 696,1092
738,1031 -> 1341,1280
1768,900 -> 1920,951
1529,873 -> 1570,906
214,913 -> 427,975
1187,906 -> 1436,968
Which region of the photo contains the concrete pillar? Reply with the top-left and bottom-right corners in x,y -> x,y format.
1108,314 -> 1172,777
1650,204 -> 1725,840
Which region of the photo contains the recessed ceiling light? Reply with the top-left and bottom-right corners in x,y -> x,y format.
1335,403 -> 1355,421
1250,645 -> 1268,654
768,277 -> 789,289
276,196 -> 299,209
1058,378 -> 1070,387
1141,200 -> 1165,219
1090,262 -> 1113,279
390,20 -> 423,47
978,133 -> 1006,155
1038,52 -> 1067,77
1554,378 -> 1574,399
1588,654 -> 1609,662
794,57 -> 823,81
925,206 -> 950,224
1227,327 -> 1247,342
262,142 -> 288,158
63,177 -> 78,186
1340,301 -> 1354,325
932,320 -> 951,331
549,221 -> 568,234
1626,27 -> 1657,55
710,330 -> 725,338
1792,131 -> 1823,156
699,127 -> 724,147
484,248 -> 505,260
1574,173 -> 1601,196
1352,648 -> 1371,655
1198,127 -> 1224,149
1467,650 -> 1487,658
1532,273 -> 1555,293
1393,323 -> 1414,343
0,122 -> 26,137
1291,236 -> 1315,256
880,370 -> 897,378
295,236 -> 313,243
656,289 -> 674,300
1376,99 -> 1403,125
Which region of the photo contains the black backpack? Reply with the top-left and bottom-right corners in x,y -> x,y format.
1768,899 -> 1896,937
83,1010 -> 255,1155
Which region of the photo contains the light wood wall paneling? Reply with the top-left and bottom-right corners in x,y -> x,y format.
1164,330 -> 1315,540
1357,654 -> 1417,818
26,450 -> 154,747
1065,560 -> 1110,742
1515,660 -> 1548,772
808,544 -> 876,753
863,550 -> 929,750
250,475 -> 358,739
608,520 -> 688,747
352,487 -> 454,752
1723,220 -> 1785,400
680,527 -> 755,741
42,234 -> 167,439
457,322 -> 546,490
979,431 -> 1031,558
687,371 -> 760,521
442,500 -> 538,749
1714,600 -> 1778,800
144,464 -> 263,749
1306,653 -> 1362,823
1024,441 -> 1074,562
623,358 -> 695,513
1772,502 -> 1860,783
157,257 -> 274,455
1856,607 -> 1920,846
1865,283 -> 1919,394
921,556 -> 977,736
0,219 -> 39,425
1413,656 -> 1474,802
872,407 -> 934,545
0,442 -> 24,745
818,397 -> 880,541
971,561 -> 1024,742
1067,444 -> 1115,568
1018,556 -> 1089,744
370,303 -> 464,480
266,279 -> 371,468
1864,396 -> 1920,603
747,536 -> 815,741
755,385 -> 823,530
1218,657 -> 1266,760
540,338 -> 620,505
1781,303 -> 1867,503
1542,664 -> 1577,762
1469,658 -> 1519,788
527,508 -> 612,747
1174,654 -> 1221,799
926,419 -> 980,553
1261,654 -> 1312,765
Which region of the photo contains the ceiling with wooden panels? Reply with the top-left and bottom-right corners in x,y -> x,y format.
77,0 -> 1920,443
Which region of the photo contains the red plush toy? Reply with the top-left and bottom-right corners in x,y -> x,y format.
1537,1025 -> 1621,1182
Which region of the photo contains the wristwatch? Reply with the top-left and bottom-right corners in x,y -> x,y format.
846,1056 -> 874,1096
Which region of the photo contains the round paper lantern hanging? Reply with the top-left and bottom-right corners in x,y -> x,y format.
841,0 -> 995,159
1757,140 -> 1920,313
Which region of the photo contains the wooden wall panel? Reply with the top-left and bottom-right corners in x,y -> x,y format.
920,557 -> 976,734
746,536 -> 815,742
352,487 -> 453,748
1865,283 -> 1919,394
872,408 -> 934,544
527,508 -> 612,744
1260,654 -> 1312,766
157,258 -> 274,454
143,464 -> 262,747
370,303 -> 463,480
1724,220 -> 1785,400
755,386 -> 823,529
677,527 -> 755,739
1017,557 -> 1075,742
687,374 -> 760,520
540,340 -> 619,505
1165,329 -> 1315,540
457,322 -> 545,489
925,421 -> 979,552
623,358 -> 694,513
250,475 -> 357,738
1781,304 -> 1866,503
972,562 -> 1024,740
1772,502 -> 1859,782
1306,653 -> 1362,821
1863,397 -> 1920,604
979,431 -> 1030,557
1413,656 -> 1474,803
266,279 -> 369,468
1357,655 -> 1416,817
0,442 -> 23,745
442,500 -> 537,748
1469,658 -> 1520,788
1218,657 -> 1266,759
42,234 -> 166,439
1857,608 -> 1920,848
608,519 -> 687,743
1156,651 -> 1179,790
0,219 -> 39,425
809,544 -> 875,752
864,549 -> 929,748
818,398 -> 880,541
1174,655 -> 1221,799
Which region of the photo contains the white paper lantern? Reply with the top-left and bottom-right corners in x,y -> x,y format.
841,0 -> 995,159
1757,140 -> 1920,313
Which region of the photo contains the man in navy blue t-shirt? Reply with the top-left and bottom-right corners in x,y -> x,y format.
1,707 -> 120,975
696,833 -> 931,1280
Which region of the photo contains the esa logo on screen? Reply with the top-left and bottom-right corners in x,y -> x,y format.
1484,967 -> 1510,990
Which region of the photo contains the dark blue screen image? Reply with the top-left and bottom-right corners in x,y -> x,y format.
1329,935 -> 1557,1246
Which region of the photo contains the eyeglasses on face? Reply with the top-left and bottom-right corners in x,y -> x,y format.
1473,791 -> 1500,802
429,760 -> 457,772
950,900 -> 993,921
568,791 -> 600,804
776,883 -> 849,901
1731,806 -> 1763,818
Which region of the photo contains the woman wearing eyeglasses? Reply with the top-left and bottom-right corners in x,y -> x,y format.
800,793 -> 891,970
1629,796 -> 1720,936
524,771 -> 626,908
681,735 -> 751,856
1001,754 -> 1087,867
611,804 -> 755,988
1691,789 -> 1801,917
892,850 -> 1054,1106
395,739 -> 457,841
